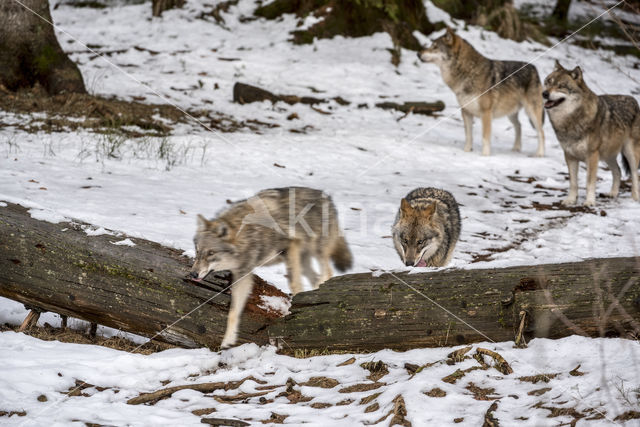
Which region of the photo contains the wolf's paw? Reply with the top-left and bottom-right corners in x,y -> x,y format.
607,191 -> 619,199
535,150 -> 545,158
220,337 -> 236,350
632,192 -> 639,202
511,145 -> 522,152
583,199 -> 596,207
463,145 -> 473,152
481,149 -> 491,156
561,197 -> 576,206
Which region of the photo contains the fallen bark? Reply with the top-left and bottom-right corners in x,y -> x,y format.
1,201 -> 639,352
233,82 -> 445,116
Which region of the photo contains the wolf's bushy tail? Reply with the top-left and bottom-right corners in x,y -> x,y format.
622,153 -> 633,176
331,235 -> 353,272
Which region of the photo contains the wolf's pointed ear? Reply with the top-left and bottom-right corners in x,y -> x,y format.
423,202 -> 437,219
570,66 -> 583,81
196,214 -> 209,232
214,221 -> 229,238
400,198 -> 413,216
554,59 -> 564,71
444,26 -> 454,42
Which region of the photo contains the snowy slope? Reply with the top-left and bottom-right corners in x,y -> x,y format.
1,0 -> 639,425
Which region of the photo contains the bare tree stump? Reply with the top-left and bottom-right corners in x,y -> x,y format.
0,0 -> 85,94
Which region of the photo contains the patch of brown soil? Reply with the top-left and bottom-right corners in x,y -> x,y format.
360,361 -> 389,382
10,322 -> 173,355
466,382 -> 500,401
517,373 -> 558,384
424,387 -> 447,398
339,382 -> 385,393
299,377 -> 339,389
0,87 -> 269,136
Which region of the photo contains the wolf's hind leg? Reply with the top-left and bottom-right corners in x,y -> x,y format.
562,154 -> 580,206
481,110 -> 492,156
462,109 -> 474,152
301,253 -> 320,289
508,112 -> 522,152
605,157 -> 621,199
523,99 -> 545,157
622,140 -> 640,201
286,240 -> 303,295
319,251 -> 334,285
220,274 -> 254,349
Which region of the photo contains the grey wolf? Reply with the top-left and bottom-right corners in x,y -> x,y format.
543,60 -> 640,206
392,188 -> 461,267
190,186 -> 352,348
419,27 -> 545,157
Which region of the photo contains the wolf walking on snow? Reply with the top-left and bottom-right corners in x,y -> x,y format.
190,187 -> 352,348
543,60 -> 640,206
419,27 -> 546,157
392,188 -> 461,268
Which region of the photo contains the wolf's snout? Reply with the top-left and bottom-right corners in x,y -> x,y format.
188,271 -> 199,279
417,51 -> 422,59
542,90 -> 549,99
404,260 -> 413,267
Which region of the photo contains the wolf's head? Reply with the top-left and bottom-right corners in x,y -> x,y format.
418,27 -> 458,65
543,60 -> 588,113
392,199 -> 443,267
190,214 -> 239,280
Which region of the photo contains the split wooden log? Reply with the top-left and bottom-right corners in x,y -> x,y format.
1,201 -> 639,352
375,100 -> 445,116
18,309 -> 41,332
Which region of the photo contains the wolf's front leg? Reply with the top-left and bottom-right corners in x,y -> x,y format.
481,110 -> 492,156
220,274 -> 254,349
605,157 -> 621,199
462,110 -> 474,152
584,151 -> 600,206
562,155 -> 580,206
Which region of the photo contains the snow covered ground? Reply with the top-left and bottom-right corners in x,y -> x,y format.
1,0 -> 639,425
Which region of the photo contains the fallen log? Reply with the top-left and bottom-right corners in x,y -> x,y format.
0,202 -> 288,348
1,201 -> 639,352
232,82 -> 445,116
233,82 -> 349,106
268,258 -> 640,351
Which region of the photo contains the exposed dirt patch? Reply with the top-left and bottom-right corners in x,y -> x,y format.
517,373 -> 558,384
360,361 -> 389,382
466,382 -> 500,401
424,387 -> 447,398
339,382 -> 385,393
0,87 -> 271,136
299,376 -> 339,389
4,322 -> 173,354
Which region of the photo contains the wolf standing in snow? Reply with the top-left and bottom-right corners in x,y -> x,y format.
543,60 -> 640,206
190,186 -> 352,348
419,27 -> 545,157
392,188 -> 461,268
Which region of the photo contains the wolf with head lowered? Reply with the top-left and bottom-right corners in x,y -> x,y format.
392,188 -> 461,268
543,61 -> 640,206
191,187 -> 352,348
419,27 -> 545,157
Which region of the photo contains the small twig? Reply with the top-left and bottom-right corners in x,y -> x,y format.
476,348 -> 513,375
515,310 -> 528,348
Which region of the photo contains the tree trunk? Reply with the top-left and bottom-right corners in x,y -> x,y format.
1,201 -> 638,352
152,0 -> 186,17
551,0 -> 572,24
0,0 -> 85,94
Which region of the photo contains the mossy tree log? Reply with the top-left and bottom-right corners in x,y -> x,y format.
0,0 -> 85,94
1,201 -> 639,352
0,202 -> 286,348
270,258 -> 640,351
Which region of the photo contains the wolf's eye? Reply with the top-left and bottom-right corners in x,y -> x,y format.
417,239 -> 426,246
401,238 -> 408,246
207,250 -> 215,257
